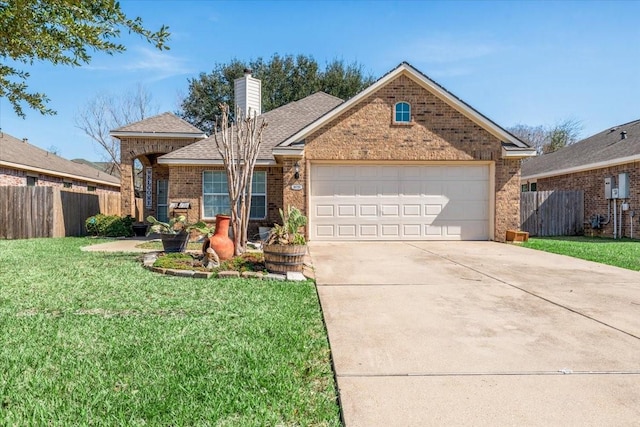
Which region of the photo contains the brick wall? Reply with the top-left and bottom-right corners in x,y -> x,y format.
0,166 -> 119,194
119,136 -> 201,218
166,165 -> 283,236
300,74 -> 519,242
536,161 -> 640,238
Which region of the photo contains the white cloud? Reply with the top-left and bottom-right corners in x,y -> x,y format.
82,46 -> 193,81
122,46 -> 192,81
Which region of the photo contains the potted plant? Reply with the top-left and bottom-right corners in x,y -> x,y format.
263,206 -> 307,274
131,220 -> 148,237
146,215 -> 191,253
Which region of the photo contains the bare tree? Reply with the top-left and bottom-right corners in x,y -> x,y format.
508,118 -> 582,156
75,84 -> 158,173
508,124 -> 548,155
542,118 -> 582,154
213,104 -> 267,255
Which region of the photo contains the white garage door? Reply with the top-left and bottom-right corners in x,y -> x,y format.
309,164 -> 490,241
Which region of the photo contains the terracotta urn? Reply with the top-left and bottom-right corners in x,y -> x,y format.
202,214 -> 234,260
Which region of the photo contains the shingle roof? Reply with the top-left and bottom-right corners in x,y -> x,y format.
112,112 -> 205,134
521,119 -> 640,178
160,92 -> 343,162
0,133 -> 120,186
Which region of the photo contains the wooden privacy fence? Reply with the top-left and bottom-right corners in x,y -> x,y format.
520,190 -> 584,237
0,187 -> 128,239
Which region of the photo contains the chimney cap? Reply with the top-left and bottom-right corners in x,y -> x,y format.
243,68 -> 252,76
621,130 -> 628,140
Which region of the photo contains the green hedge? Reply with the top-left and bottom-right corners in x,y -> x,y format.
85,214 -> 134,237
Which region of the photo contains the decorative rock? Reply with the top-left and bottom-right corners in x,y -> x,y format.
168,269 -> 195,277
204,247 -> 220,269
194,271 -> 214,279
286,272 -> 307,282
264,273 -> 286,281
217,270 -> 240,278
143,253 -> 158,267
241,271 -> 263,280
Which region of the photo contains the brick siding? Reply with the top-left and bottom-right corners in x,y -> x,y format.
165,165 -> 283,237
0,166 -> 119,194
299,74 -> 520,242
534,161 -> 640,238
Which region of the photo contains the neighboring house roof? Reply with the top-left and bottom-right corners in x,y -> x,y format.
522,119 -> 640,179
110,112 -> 207,138
72,159 -> 120,178
0,133 -> 120,187
159,92 -> 344,165
276,61 -> 535,159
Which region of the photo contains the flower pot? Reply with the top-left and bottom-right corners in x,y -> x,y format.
203,214 -> 234,260
263,244 -> 307,274
161,232 -> 189,253
132,223 -> 148,237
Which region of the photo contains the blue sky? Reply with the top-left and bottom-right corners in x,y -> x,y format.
2,0 -> 639,161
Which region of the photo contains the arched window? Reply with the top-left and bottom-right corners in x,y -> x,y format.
394,102 -> 411,123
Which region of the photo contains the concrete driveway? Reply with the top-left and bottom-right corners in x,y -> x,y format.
309,241 -> 640,426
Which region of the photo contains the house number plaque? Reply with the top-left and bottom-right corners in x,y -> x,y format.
290,184 -> 303,191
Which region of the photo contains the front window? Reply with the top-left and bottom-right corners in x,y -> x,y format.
394,102 -> 411,123
203,171 -> 266,219
26,176 -> 38,186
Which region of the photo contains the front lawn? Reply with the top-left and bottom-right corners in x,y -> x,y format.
0,238 -> 340,426
522,236 -> 640,271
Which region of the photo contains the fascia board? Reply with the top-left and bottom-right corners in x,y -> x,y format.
110,131 -> 207,139
0,160 -> 120,187
502,147 -> 537,158
521,154 -> 640,180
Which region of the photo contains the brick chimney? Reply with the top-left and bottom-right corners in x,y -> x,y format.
234,68 -> 262,118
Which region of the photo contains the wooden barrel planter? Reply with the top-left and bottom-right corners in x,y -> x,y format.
263,244 -> 307,274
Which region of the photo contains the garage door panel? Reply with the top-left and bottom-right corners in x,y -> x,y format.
310,164 -> 489,241
403,204 -> 421,216
381,204 -> 400,216
315,204 -> 335,217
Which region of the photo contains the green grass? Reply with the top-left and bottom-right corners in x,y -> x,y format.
0,238 -> 340,426
522,236 -> 640,271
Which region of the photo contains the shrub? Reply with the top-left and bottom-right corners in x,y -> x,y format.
85,214 -> 134,237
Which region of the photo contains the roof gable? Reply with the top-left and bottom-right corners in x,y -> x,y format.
278,62 -> 532,152
522,119 -> 640,179
111,112 -> 206,137
0,133 -> 120,186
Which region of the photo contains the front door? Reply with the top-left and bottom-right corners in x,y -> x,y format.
157,179 -> 168,222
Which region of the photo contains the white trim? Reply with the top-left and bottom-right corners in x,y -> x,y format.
0,160 -> 120,188
522,154 -> 640,180
393,101 -> 411,124
158,158 -> 276,166
502,147 -> 537,158
272,147 -> 304,157
109,131 -> 206,139
279,62 -> 530,149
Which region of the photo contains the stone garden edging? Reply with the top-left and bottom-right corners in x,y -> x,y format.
142,252 -> 308,281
